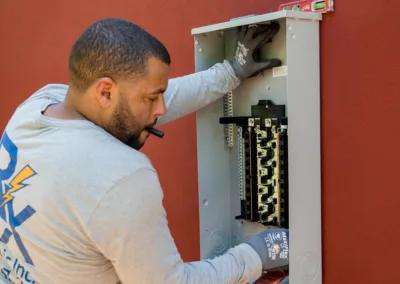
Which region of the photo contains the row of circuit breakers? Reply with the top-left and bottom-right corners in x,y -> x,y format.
220,99 -> 289,228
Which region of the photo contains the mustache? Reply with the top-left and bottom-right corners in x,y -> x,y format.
147,119 -> 158,128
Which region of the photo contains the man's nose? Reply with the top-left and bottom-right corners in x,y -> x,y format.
154,95 -> 166,117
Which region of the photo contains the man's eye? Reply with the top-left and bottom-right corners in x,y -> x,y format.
148,96 -> 158,102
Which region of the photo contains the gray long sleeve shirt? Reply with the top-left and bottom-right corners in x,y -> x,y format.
0,60 -> 263,284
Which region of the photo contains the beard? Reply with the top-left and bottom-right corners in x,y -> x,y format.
109,97 -> 146,150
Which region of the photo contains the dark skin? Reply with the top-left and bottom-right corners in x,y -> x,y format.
44,57 -> 170,150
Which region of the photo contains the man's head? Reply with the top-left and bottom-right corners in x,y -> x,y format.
67,18 -> 170,150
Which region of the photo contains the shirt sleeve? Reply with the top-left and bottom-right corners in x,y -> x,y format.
18,60 -> 239,125
17,83 -> 69,110
157,60 -> 240,125
86,168 -> 262,284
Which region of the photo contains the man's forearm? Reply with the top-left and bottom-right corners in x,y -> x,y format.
157,60 -> 240,126
167,244 -> 262,284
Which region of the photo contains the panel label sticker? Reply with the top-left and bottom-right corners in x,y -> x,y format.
273,65 -> 288,78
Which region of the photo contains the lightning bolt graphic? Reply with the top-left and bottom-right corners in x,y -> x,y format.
1,165 -> 36,207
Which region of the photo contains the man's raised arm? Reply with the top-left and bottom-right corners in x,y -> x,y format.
157,22 -> 282,126
156,60 -> 240,125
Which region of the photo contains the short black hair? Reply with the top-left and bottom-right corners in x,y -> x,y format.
68,18 -> 171,92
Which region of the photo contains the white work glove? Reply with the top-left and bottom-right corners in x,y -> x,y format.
228,22 -> 281,81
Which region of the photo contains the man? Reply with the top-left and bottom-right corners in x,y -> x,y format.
0,18 -> 289,283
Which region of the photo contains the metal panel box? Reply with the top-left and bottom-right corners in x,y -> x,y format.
191,10 -> 322,284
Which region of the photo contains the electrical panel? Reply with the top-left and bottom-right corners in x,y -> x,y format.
220,100 -> 289,229
192,10 -> 322,284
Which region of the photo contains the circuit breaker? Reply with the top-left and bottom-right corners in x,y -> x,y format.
192,10 -> 322,284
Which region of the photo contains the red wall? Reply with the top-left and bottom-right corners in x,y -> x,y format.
1,1 -> 399,283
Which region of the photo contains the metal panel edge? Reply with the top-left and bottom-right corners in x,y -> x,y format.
191,11 -> 322,35
286,18 -> 322,284
193,32 -> 233,259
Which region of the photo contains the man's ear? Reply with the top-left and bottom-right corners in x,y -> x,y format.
94,77 -> 117,108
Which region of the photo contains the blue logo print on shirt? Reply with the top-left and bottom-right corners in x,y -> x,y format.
0,131 -> 37,266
